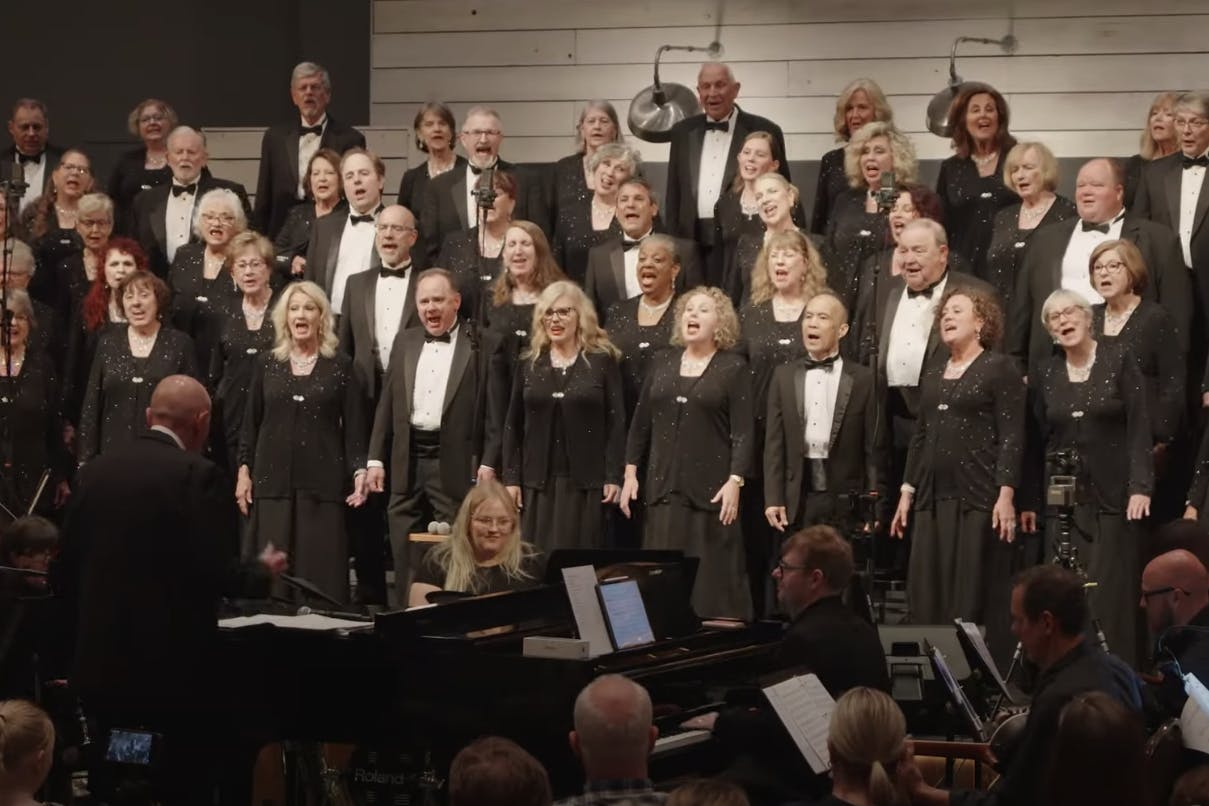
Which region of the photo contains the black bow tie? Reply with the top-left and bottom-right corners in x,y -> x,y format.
1080,220 -> 1111,234
425,331 -> 452,343
379,263 -> 410,279
171,183 -> 196,197
804,354 -> 838,371
350,213 -> 374,225
622,238 -> 643,251
299,124 -> 323,137
1183,155 -> 1209,169
16,152 -> 39,165
907,283 -> 939,300
469,160 -> 498,175
704,119 -> 730,133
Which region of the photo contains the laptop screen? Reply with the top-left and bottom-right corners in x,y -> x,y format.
598,579 -> 656,650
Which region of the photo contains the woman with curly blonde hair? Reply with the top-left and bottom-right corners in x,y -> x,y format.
237,280 -> 367,603
503,281 -> 625,552
621,286 -> 753,618
811,78 -> 894,234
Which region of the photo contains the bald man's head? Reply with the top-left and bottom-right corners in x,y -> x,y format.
1141,549 -> 1209,636
146,375 -> 212,453
570,675 -> 656,779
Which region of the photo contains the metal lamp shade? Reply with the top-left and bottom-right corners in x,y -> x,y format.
628,81 -> 701,143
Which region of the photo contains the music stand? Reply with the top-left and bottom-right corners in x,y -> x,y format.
953,619 -> 1015,705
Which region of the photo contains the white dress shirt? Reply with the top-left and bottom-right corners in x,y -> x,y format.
331,208 -> 379,312
297,115 -> 327,199
622,228 -> 652,299
886,274 -> 948,388
16,153 -> 44,214
696,108 -> 738,219
374,264 -> 412,371
1060,211 -> 1124,305
1179,150 -> 1208,268
411,327 -> 459,431
165,182 -> 198,263
803,355 -> 843,458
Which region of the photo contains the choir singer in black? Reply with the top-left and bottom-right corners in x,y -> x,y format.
621,286 -> 753,619
890,286 -> 1024,647
503,281 -> 625,552
366,269 -> 493,607
764,292 -> 884,533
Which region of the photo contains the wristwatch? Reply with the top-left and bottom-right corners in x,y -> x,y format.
729,474 -> 745,488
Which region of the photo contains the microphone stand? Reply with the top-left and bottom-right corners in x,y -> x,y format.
1,163 -> 28,378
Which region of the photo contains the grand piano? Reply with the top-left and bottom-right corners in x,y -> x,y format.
220,554 -> 784,799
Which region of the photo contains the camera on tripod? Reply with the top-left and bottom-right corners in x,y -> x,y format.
1045,448 -> 1080,508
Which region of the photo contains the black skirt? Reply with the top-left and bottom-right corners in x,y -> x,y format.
521,474 -> 606,553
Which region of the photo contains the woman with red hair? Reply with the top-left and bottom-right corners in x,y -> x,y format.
62,237 -> 146,429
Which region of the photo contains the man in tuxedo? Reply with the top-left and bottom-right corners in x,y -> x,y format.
420,106 -> 538,264
52,375 -> 285,801
131,126 -> 252,276
4,99 -> 63,214
305,147 -> 385,313
339,204 -> 421,602
1009,157 -> 1191,374
663,63 -> 790,283
584,177 -> 702,320
765,292 -> 886,533
366,269 -> 493,607
253,62 -> 366,239
682,526 -> 889,804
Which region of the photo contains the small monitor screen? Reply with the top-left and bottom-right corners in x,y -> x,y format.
598,579 -> 656,650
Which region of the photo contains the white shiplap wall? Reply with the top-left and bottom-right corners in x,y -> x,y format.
368,0 -> 1209,167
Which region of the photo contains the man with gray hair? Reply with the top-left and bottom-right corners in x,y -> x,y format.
3,98 -> 64,213
558,674 -> 664,805
131,125 -> 250,275
254,61 -> 365,239
663,62 -> 790,283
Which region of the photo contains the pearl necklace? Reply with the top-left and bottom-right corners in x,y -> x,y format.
243,296 -> 269,325
0,350 -> 24,376
772,297 -> 805,318
972,151 -> 999,167
945,352 -> 979,378
591,197 -> 616,220
639,296 -> 672,314
1103,302 -> 1138,336
680,352 -> 714,375
129,327 -> 158,354
1066,343 -> 1097,383
290,351 -> 318,371
550,350 -> 578,370
1019,197 -> 1054,225
428,155 -> 456,178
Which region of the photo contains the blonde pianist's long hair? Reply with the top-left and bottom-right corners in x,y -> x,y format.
432,480 -> 538,595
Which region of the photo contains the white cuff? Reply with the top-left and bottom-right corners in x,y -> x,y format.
367,460 -> 385,469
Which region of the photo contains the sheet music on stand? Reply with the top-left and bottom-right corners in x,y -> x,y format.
762,673 -> 835,774
1181,673 -> 1209,754
955,618 -> 1014,703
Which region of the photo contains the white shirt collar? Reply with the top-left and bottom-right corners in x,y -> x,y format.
150,424 -> 185,450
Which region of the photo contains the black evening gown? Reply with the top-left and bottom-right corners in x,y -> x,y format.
605,297 -> 677,421
903,352 -> 1025,658
551,197 -> 621,285
0,353 -> 70,521
626,349 -> 754,619
984,196 -> 1077,305
208,296 -> 277,472
167,242 -> 241,372
825,189 -> 890,310
398,155 -> 469,222
31,226 -> 81,282
62,313 -> 118,429
42,252 -> 96,322
482,300 -> 536,471
438,227 -> 502,323
810,146 -> 849,235
549,153 -> 591,225
936,154 -> 1017,279
1122,154 -> 1146,211
503,350 -> 625,553
108,147 -> 172,234
273,201 -> 347,281
1033,342 -> 1152,664
77,325 -> 198,464
239,353 -> 366,603
715,191 -> 768,293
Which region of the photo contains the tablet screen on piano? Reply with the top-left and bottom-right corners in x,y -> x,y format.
598,579 -> 656,650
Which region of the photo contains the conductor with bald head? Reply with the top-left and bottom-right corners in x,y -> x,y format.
764,292 -> 887,532
663,62 -> 790,283
53,375 -> 285,794
1141,548 -> 1209,719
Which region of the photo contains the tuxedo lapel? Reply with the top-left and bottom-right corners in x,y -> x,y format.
452,174 -> 470,230
722,110 -> 749,191
362,275 -> 378,348
608,243 -> 626,302
830,364 -> 855,451
687,120 -> 704,203
402,330 -> 422,419
878,280 -> 903,373
1164,160 -> 1182,229
1194,169 -> 1209,237
285,127 -> 301,186
324,222 -> 344,294
443,325 -> 473,415
150,189 -> 168,254
792,363 -> 807,452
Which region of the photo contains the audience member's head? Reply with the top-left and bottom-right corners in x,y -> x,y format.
0,516 -> 57,594
1151,518 -> 1209,571
448,736 -> 551,806
827,687 -> 907,806
1171,763 -> 1209,806
1011,565 -> 1088,670
569,675 -> 657,781
1141,549 -> 1209,639
146,375 -> 212,454
0,699 -> 55,797
1044,692 -> 1148,806
667,779 -> 750,806
773,525 -> 854,619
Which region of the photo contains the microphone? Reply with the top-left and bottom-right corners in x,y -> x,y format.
471,166 -> 497,210
874,169 -> 897,213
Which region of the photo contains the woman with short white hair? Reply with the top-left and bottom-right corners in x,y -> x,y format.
236,281 -> 368,603
551,142 -> 640,284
